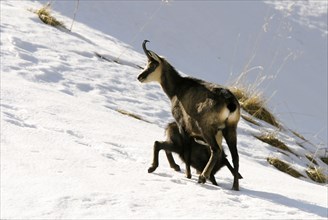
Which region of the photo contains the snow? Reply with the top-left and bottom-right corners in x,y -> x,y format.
1,0 -> 327,219
45,0 -> 327,145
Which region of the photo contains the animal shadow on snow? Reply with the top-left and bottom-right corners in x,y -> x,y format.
241,188 -> 327,218
151,170 -> 220,190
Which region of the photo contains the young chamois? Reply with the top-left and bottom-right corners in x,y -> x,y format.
138,40 -> 241,190
148,122 -> 243,186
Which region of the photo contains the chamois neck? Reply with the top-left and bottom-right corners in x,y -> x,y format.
160,61 -> 183,99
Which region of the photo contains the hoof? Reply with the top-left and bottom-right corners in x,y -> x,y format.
186,173 -> 192,179
148,166 -> 157,173
232,183 -> 239,191
198,175 -> 206,184
211,181 -> 218,186
172,165 -> 181,172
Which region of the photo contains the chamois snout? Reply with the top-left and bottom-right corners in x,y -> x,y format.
137,70 -> 148,82
138,61 -> 159,82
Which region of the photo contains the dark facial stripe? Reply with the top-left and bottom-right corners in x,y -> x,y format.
137,60 -> 159,82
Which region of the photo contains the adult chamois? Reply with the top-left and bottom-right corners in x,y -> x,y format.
138,40 -> 241,190
148,122 -> 243,186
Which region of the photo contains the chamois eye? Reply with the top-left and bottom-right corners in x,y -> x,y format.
150,62 -> 157,69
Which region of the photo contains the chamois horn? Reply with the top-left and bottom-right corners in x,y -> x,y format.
142,40 -> 152,60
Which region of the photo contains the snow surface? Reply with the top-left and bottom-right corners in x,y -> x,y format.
1,1 -> 327,219
45,0 -> 328,145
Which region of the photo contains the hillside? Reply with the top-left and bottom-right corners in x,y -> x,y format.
48,0 -> 328,145
1,1 -> 327,219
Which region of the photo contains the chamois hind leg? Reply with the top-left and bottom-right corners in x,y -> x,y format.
198,130 -> 223,184
223,157 -> 243,179
209,174 -> 218,186
165,150 -> 181,171
223,126 -> 240,191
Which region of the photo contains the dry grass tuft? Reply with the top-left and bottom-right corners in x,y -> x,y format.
34,3 -> 65,28
306,166 -> 327,183
255,132 -> 292,153
267,157 -> 304,178
116,109 -> 150,123
230,86 -> 279,128
241,114 -> 260,126
305,154 -> 318,165
290,130 -> 307,142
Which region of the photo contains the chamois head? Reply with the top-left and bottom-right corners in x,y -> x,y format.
138,40 -> 163,83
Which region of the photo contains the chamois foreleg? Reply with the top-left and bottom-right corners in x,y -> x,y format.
223,126 -> 240,190
198,131 -> 223,184
183,147 -> 192,179
148,141 -> 180,173
165,150 -> 181,171
177,125 -> 192,178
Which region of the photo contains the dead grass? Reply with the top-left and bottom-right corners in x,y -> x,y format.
306,166 -> 327,183
116,109 -> 150,123
255,132 -> 292,153
290,130 -> 307,142
241,114 -> 260,126
33,3 -> 65,28
305,154 -> 318,165
230,86 -> 279,128
267,157 -> 304,178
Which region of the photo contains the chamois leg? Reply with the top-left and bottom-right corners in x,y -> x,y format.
184,148 -> 192,179
165,150 -> 181,171
223,157 -> 243,179
148,141 -> 174,173
148,141 -> 161,173
148,141 -> 181,173
223,126 -> 239,191
198,131 -> 222,184
177,126 -> 192,178
209,174 -> 218,186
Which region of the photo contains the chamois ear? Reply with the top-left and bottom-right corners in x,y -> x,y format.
148,51 -> 161,62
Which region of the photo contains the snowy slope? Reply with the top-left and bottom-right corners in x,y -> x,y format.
1,1 -> 327,219
46,0 -> 328,145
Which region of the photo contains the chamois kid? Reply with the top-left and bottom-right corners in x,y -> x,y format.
138,40 -> 241,190
148,122 -> 243,186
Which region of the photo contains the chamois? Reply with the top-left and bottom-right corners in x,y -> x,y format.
148,122 -> 243,186
138,40 -> 241,190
